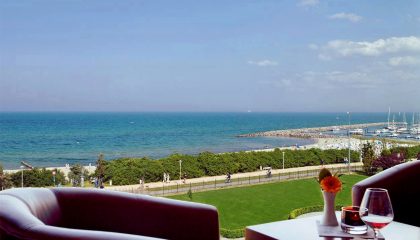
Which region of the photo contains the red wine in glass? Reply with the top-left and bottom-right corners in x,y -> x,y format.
361,215 -> 393,229
359,188 -> 394,239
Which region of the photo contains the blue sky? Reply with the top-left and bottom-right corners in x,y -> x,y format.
1,0 -> 419,112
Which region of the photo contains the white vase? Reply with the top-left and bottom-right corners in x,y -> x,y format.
321,190 -> 339,226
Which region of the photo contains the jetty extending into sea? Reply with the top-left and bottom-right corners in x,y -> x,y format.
238,122 -> 387,139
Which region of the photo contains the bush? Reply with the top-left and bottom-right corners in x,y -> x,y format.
0,164 -> 12,190
10,168 -> 66,187
373,151 -> 405,170
105,157 -> 163,185
219,228 -> 244,238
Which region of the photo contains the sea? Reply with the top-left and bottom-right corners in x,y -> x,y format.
0,112 -> 388,169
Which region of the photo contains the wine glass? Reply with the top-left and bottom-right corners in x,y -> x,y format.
359,188 -> 394,239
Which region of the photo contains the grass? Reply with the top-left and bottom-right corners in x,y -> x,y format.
169,174 -> 367,230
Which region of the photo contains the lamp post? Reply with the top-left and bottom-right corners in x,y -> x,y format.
282,152 -> 285,170
80,167 -> 84,188
20,165 -> 24,188
52,170 -> 56,187
179,160 -> 182,181
347,112 -> 351,173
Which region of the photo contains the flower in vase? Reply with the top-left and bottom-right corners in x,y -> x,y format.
317,168 -> 342,193
320,176 -> 342,193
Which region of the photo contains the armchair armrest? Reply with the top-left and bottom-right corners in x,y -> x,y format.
27,225 -> 163,240
352,161 -> 420,227
53,188 -> 219,240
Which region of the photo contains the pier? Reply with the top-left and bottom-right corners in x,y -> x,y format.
238,122 -> 388,139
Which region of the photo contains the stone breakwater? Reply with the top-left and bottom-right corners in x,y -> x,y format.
238,122 -> 387,139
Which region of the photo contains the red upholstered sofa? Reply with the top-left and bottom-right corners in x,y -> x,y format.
0,188 -> 219,240
352,160 -> 420,227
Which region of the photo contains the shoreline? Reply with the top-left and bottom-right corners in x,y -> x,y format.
5,136 -> 415,174
4,164 -> 96,176
4,122 -> 418,173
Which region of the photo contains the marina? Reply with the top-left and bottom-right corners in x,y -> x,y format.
238,122 -> 387,139
240,109 -> 420,142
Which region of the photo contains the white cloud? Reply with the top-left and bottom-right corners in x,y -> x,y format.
297,0 -> 319,7
320,36 -> 420,58
248,60 -> 278,66
328,12 -> 362,23
388,56 -> 420,66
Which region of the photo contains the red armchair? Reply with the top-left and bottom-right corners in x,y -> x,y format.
352,160 -> 420,227
0,188 -> 220,240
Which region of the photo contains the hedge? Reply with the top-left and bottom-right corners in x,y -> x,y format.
219,228 -> 244,239
288,205 -> 343,219
103,148 -> 360,185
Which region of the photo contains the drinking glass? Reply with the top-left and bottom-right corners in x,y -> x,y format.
341,206 -> 367,234
359,188 -> 394,239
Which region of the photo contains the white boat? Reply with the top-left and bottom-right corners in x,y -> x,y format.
397,127 -> 408,133
411,128 -> 420,134
389,133 -> 399,138
415,135 -> 420,140
349,129 -> 364,135
331,126 -> 340,132
374,129 -> 381,134
381,128 -> 390,133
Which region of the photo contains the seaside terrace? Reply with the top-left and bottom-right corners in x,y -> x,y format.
0,158 -> 419,239
2,1 -> 420,239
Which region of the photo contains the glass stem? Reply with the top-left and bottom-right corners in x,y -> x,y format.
373,229 -> 379,239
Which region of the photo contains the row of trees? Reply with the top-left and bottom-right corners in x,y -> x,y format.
99,148 -> 359,185
0,166 -> 66,189
2,144 -> 418,188
361,143 -> 420,175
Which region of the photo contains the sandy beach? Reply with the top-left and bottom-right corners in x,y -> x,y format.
4,164 -> 96,176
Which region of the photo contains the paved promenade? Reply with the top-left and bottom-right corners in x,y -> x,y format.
106,162 -> 364,195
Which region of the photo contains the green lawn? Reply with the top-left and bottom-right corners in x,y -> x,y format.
169,174 -> 367,230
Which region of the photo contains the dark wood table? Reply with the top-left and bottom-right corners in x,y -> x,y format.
245,213 -> 420,240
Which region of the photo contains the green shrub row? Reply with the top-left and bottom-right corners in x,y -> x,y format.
103,148 -> 360,185
219,228 -> 244,239
288,205 -> 343,219
9,168 -> 66,188
392,145 -> 420,159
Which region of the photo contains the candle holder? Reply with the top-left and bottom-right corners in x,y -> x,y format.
341,206 -> 367,234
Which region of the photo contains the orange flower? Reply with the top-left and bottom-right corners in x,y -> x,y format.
320,176 -> 342,193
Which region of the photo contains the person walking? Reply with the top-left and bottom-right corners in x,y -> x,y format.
267,168 -> 272,178
226,172 -> 231,183
183,173 -> 187,184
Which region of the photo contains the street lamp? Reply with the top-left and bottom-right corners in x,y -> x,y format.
20,165 -> 24,188
80,167 -> 84,187
347,112 -> 351,172
52,171 -> 56,187
282,152 -> 285,170
179,160 -> 182,181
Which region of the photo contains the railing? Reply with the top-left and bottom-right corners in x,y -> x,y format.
112,164 -> 363,197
